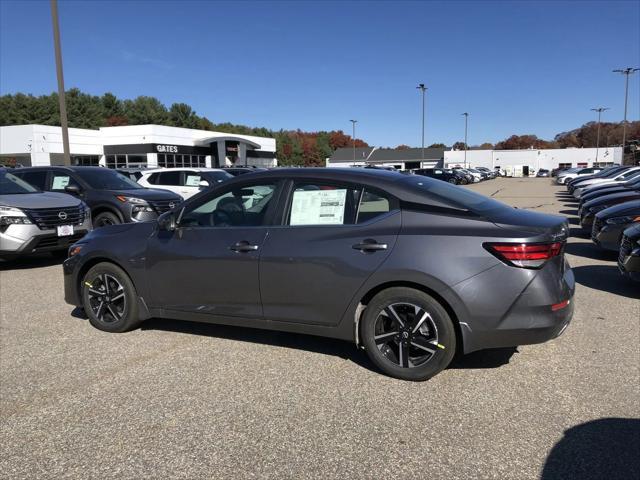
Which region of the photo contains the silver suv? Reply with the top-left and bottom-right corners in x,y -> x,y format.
0,168 -> 92,259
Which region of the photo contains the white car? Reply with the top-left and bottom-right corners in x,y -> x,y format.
573,167 -> 640,198
556,167 -> 602,184
137,168 -> 233,199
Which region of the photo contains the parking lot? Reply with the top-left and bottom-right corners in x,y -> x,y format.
1,177 -> 638,479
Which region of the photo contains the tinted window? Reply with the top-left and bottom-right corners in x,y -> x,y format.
180,183 -> 276,227
156,171 -> 182,186
403,176 -> 509,215
16,170 -> 47,190
0,171 -> 40,194
357,189 -> 391,224
287,183 -> 360,226
74,169 -> 143,190
203,171 -> 233,184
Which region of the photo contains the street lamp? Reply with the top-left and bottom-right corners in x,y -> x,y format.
590,107 -> 610,163
349,119 -> 358,165
462,112 -> 469,168
416,84 -> 427,162
613,67 -> 639,154
50,0 -> 71,166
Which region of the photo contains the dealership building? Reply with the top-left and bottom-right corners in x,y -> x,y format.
0,124 -> 277,169
328,145 -> 622,175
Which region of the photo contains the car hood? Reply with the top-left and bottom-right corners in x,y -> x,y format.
597,200 -> 640,219
111,188 -> 182,201
623,223 -> 640,240
584,191 -> 640,209
575,178 -> 618,188
582,185 -> 629,201
0,191 -> 82,209
79,221 -> 156,244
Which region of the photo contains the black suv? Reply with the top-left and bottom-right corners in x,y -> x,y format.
13,167 -> 183,228
413,168 -> 466,184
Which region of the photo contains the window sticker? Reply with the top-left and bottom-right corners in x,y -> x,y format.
290,189 -> 347,225
52,176 -> 70,190
185,175 -> 202,187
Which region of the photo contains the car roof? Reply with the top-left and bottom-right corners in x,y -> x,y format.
141,167 -> 227,174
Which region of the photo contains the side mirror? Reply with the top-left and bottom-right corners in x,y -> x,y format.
198,179 -> 210,189
65,184 -> 81,195
157,211 -> 176,232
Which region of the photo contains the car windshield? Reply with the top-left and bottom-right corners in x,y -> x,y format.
599,167 -> 626,178
74,168 -> 144,190
402,176 -> 510,215
0,171 -> 41,194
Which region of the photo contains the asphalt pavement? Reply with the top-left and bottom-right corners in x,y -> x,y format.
1,177 -> 638,479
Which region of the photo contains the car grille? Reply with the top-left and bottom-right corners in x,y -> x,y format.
32,232 -> 86,252
591,216 -> 603,240
619,235 -> 633,265
23,206 -> 86,230
149,199 -> 181,214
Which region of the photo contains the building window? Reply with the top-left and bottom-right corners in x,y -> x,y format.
558,163 -> 572,169
577,162 -> 588,167
158,153 -> 206,168
106,154 -> 149,169
593,162 -> 614,167
72,155 -> 100,166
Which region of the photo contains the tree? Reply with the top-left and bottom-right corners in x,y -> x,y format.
395,144 -> 411,150
452,141 -> 466,150
427,143 -> 446,148
169,103 -> 199,128
123,96 -> 169,125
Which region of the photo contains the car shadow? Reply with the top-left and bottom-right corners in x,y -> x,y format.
565,242 -> 619,261
541,418 -> 640,480
0,254 -> 64,271
558,209 -> 578,216
138,318 -> 518,375
572,265 -> 640,299
569,227 -> 588,238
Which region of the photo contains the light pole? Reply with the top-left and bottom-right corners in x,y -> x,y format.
50,0 -> 71,166
416,84 -> 427,162
613,67 -> 639,154
349,119 -> 357,165
591,107 -> 610,163
462,112 -> 469,168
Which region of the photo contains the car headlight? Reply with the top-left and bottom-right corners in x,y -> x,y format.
116,196 -> 153,214
0,206 -> 32,226
606,215 -> 640,225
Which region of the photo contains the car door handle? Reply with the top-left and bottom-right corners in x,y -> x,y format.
229,241 -> 259,253
352,240 -> 388,252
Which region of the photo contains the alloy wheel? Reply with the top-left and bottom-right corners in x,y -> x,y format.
86,273 -> 126,323
374,302 -> 441,368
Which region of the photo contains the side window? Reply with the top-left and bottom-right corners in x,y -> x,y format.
287,183 -> 359,226
180,183 -> 276,228
50,172 -> 80,192
146,173 -> 159,185
15,171 -> 48,190
357,189 -> 391,224
157,171 -> 181,186
183,172 -> 202,187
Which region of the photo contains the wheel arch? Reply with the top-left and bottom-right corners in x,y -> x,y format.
91,205 -> 124,223
354,280 -> 464,355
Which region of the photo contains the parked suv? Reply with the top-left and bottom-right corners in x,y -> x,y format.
413,168 -> 466,184
0,167 -> 92,258
12,167 -> 183,228
137,168 -> 233,199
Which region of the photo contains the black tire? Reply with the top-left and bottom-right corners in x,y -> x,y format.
448,178 -> 457,184
93,211 -> 121,229
81,262 -> 140,333
361,287 -> 456,381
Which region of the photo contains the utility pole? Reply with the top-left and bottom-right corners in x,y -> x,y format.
462,112 -> 469,168
613,68 -> 639,157
416,84 -> 427,162
591,107 -> 610,163
50,0 -> 71,166
349,119 -> 358,165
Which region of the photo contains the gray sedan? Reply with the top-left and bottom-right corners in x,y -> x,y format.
63,168 -> 574,381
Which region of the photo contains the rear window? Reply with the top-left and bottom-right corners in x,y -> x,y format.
402,176 -> 510,215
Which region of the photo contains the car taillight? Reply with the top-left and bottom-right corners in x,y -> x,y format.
484,242 -> 563,269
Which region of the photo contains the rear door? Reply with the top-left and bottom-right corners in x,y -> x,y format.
259,180 -> 401,326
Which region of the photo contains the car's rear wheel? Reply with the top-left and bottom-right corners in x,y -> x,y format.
93,211 -> 120,229
361,287 -> 456,381
448,178 -> 457,184
82,262 -> 140,333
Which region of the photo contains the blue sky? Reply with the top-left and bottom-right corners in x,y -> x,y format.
1,0 -> 638,147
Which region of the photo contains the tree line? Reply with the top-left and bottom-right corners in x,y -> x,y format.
2,90 -> 637,165
0,90 -> 368,167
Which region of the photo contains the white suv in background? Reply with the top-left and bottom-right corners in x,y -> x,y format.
556,167 -> 602,184
137,168 -> 233,199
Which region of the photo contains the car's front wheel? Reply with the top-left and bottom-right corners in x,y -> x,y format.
361,287 -> 456,381
93,211 -> 121,229
81,262 -> 140,333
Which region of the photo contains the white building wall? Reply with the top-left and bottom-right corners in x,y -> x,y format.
445,147 -> 622,174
